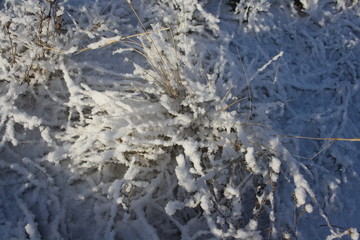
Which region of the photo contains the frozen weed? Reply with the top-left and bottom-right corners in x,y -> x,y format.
0,0 -> 69,84
58,2 -> 306,239
1,0 -> 359,239
0,0 -> 81,150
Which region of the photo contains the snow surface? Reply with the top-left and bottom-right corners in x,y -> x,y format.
1,0 -> 360,239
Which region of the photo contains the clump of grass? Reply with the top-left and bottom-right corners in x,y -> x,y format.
63,2 -> 360,239
66,3 -> 286,239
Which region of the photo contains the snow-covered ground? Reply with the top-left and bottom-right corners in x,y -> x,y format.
1,0 -> 359,239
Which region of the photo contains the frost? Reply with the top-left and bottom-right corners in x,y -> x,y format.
295,187 -> 307,206
165,200 -> 184,216
86,36 -> 122,50
305,204 -> 313,213
326,228 -> 360,240
181,140 -> 204,175
175,154 -> 197,193
270,157 -> 281,173
1,0 -> 359,239
350,229 -> 359,240
245,147 -> 260,173
25,223 -> 38,240
224,186 -> 240,199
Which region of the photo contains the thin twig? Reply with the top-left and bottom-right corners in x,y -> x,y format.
76,27 -> 171,54
275,135 -> 360,142
237,47 -> 252,122
222,97 -> 248,111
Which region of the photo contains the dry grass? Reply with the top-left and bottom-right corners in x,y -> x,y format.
74,1 -> 186,99
276,135 -> 360,142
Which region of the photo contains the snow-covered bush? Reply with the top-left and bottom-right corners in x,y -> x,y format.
59,35 -> 280,239
54,2 -> 324,238
0,0 -> 77,147
1,0 -> 359,239
233,0 -> 273,32
0,0 -> 70,84
0,1 -> 75,238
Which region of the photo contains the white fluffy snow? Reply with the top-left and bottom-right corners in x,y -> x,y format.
1,0 -> 360,239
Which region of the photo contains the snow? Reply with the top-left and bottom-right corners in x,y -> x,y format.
165,200 -> 185,216
1,0 -> 360,239
295,186 -> 307,206
270,156 -> 281,174
25,223 -> 38,240
305,204 -> 313,213
175,154 -> 197,193
86,36 -> 123,50
244,147 -> 261,173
